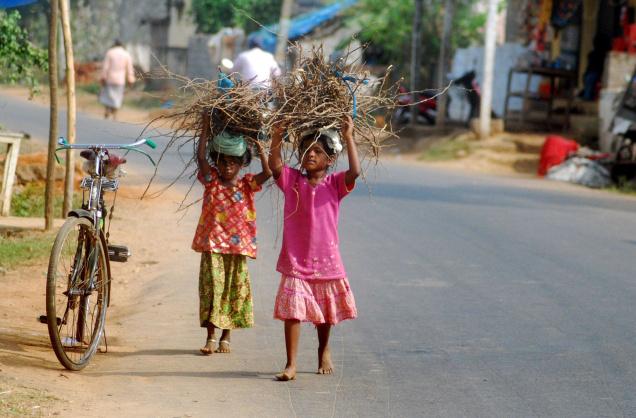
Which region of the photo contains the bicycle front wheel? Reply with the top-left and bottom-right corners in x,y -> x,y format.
46,217 -> 109,370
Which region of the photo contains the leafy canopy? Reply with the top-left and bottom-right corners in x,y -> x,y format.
191,0 -> 283,34
351,0 -> 487,82
0,10 -> 48,93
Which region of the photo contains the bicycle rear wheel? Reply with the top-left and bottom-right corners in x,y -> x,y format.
46,217 -> 109,370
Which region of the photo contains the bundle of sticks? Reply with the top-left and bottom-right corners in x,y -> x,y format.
140,71 -> 267,199
142,44 -> 400,200
268,44 -> 399,162
159,73 -> 266,144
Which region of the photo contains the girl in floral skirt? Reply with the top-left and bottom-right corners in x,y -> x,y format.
193,111 -> 271,355
268,115 -> 359,380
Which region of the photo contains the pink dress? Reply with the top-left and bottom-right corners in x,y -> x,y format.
273,165 -> 357,325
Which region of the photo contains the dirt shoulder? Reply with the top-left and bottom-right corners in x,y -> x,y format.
0,185 -> 192,416
385,125 -> 545,177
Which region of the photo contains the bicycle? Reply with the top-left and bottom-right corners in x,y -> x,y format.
46,137 -> 156,370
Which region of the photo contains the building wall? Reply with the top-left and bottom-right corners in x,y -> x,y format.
118,0 -> 169,45
116,0 -> 195,76
578,0 -> 600,84
187,29 -> 245,81
450,43 -> 533,119
296,20 -> 361,65
505,0 -> 527,43
167,0 -> 196,49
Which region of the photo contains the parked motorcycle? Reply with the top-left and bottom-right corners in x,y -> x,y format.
392,70 -> 484,125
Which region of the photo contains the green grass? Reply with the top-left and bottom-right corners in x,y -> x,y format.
0,380 -> 59,416
0,231 -> 55,270
10,182 -> 81,218
608,177 -> 636,196
78,82 -> 101,96
125,94 -> 164,109
418,139 -> 472,161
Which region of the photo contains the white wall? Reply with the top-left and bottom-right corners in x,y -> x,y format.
448,43 -> 538,120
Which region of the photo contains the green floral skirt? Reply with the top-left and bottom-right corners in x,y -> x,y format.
199,252 -> 253,329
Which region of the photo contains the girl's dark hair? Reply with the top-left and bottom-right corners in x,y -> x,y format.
209,147 -> 252,167
299,134 -> 336,157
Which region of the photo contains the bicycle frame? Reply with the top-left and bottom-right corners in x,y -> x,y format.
46,137 -> 156,369
55,137 -> 157,304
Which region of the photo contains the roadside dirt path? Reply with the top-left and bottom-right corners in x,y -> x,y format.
0,185 -> 298,417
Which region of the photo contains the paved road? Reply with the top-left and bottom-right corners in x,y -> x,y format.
3,93 -> 636,417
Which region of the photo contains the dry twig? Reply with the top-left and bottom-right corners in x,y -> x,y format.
268,44 -> 400,162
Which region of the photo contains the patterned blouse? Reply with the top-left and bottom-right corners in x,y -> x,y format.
191,169 -> 262,258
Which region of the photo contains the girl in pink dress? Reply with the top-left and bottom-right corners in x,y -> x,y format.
268,116 -> 360,381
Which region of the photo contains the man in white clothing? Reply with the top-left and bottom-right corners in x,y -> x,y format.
232,38 -> 281,88
99,40 -> 136,120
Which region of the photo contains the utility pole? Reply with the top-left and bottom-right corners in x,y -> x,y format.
479,0 -> 498,139
410,0 -> 424,125
436,0 -> 454,127
45,0 -> 59,230
59,0 -> 76,217
275,0 -> 294,67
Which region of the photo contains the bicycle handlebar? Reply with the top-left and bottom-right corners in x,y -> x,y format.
56,137 -> 157,166
57,137 -> 156,150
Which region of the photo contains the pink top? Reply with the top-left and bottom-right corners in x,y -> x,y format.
192,170 -> 262,258
275,165 -> 355,280
100,46 -> 135,86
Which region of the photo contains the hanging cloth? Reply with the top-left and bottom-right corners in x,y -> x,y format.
551,0 -> 582,29
539,0 -> 553,28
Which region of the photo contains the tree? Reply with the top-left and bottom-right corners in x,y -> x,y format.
191,0 -> 283,34
0,10 -> 48,95
436,0 -> 454,127
45,0 -> 59,230
351,0 -> 486,86
59,0 -> 77,216
411,0 -> 423,125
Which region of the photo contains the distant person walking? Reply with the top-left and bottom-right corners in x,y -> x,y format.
99,40 -> 135,120
233,38 -> 281,88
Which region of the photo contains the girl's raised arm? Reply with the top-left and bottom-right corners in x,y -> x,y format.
197,111 -> 213,181
342,115 -> 360,187
253,141 -> 273,185
268,123 -> 284,180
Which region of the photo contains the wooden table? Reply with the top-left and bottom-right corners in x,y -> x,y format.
0,132 -> 23,217
504,66 -> 577,130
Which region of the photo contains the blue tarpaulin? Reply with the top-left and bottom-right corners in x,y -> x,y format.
248,0 -> 357,53
0,0 -> 37,8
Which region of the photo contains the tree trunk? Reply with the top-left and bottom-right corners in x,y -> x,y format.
410,0 -> 424,125
275,0 -> 294,68
479,0 -> 498,139
436,0 -> 454,127
45,0 -> 59,231
60,0 -> 76,217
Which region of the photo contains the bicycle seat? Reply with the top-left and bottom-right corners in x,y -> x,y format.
80,149 -> 96,160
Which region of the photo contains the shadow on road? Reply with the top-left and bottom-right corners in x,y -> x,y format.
86,370 -> 277,380
106,348 -> 198,357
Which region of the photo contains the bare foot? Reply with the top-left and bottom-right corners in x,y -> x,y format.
275,366 -> 296,381
215,340 -> 231,353
200,338 -> 216,355
317,346 -> 333,375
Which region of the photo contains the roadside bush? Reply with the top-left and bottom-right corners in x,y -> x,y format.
10,182 -> 80,218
